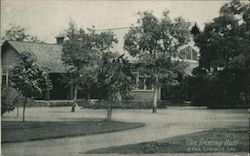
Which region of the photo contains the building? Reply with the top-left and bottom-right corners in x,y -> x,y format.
1,23 -> 200,101
1,39 -> 73,100
129,22 -> 200,101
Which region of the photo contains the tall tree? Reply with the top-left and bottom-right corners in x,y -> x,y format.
2,24 -> 42,42
62,22 -> 118,112
9,52 -> 52,121
193,0 -> 250,107
96,52 -> 134,120
124,11 -> 190,113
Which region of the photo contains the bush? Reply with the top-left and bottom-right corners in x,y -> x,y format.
1,87 -> 23,115
20,99 -> 193,109
76,99 -> 153,109
26,100 -> 50,107
47,99 -> 191,109
48,101 -> 73,107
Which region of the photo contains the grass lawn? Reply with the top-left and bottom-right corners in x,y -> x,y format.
86,127 -> 249,154
2,120 -> 144,143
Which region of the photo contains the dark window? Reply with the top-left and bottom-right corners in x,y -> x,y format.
49,73 -> 70,100
180,47 -> 192,60
138,77 -> 145,90
137,75 -> 153,90
186,48 -> 192,60
145,77 -> 152,90
179,50 -> 186,59
192,49 -> 198,60
2,75 -> 6,87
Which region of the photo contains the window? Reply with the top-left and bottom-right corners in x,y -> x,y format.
138,77 -> 145,89
192,50 -> 198,60
2,75 -> 6,86
145,77 -> 153,90
179,46 -> 198,61
179,52 -> 185,59
136,72 -> 153,90
1,74 -> 10,87
185,47 -> 192,60
131,70 -> 153,91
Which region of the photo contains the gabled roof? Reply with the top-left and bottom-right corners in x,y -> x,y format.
2,23 -> 200,73
189,22 -> 201,35
3,40 -> 68,73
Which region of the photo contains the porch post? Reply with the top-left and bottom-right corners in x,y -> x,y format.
158,87 -> 161,101
70,83 -> 74,100
6,67 -> 9,87
45,89 -> 50,101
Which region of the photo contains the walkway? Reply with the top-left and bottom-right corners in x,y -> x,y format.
2,107 -> 249,156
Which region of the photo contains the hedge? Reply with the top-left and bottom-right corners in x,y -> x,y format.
22,99 -> 191,109
77,99 -> 190,109
77,100 -> 153,109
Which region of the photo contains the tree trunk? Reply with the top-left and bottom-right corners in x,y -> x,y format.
107,103 -> 112,121
87,92 -> 90,100
117,91 -> 122,103
17,104 -> 19,117
14,93 -> 22,117
108,91 -> 121,120
153,87 -> 158,113
106,92 -> 113,120
72,85 -> 78,112
23,97 -> 27,122
70,84 -> 74,100
152,75 -> 159,113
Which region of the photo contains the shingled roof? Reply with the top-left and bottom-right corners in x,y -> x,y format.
3,22 -> 200,74
5,40 -> 68,73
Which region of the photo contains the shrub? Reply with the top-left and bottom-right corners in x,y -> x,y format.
1,87 -> 24,115
77,99 -> 154,109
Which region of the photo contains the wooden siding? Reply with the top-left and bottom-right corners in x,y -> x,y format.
131,88 -> 161,102
1,45 -> 20,73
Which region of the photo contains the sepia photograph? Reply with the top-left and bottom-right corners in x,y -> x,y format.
1,0 -> 249,155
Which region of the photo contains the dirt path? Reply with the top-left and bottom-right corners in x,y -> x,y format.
2,107 -> 249,156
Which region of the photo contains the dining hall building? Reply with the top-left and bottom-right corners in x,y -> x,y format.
1,23 -> 201,102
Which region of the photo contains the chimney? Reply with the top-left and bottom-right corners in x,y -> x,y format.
55,33 -> 66,45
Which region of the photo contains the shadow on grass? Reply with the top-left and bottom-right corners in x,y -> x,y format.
85,127 -> 249,154
2,120 -> 145,143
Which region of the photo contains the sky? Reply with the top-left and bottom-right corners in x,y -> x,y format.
1,0 -> 229,45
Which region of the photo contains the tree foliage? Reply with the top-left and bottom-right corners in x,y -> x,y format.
62,22 -> 134,117
9,52 -> 52,121
124,11 -> 191,112
192,0 -> 250,107
1,87 -> 23,115
95,52 -> 135,120
62,22 -> 119,112
62,24 -> 99,96
9,52 -> 52,98
62,22 -> 118,85
2,24 -> 42,42
96,53 -> 135,100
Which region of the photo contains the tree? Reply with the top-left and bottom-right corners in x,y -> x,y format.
193,0 -> 250,107
124,11 -> 190,113
9,52 -> 52,121
62,22 -> 118,112
2,24 -> 42,42
1,87 -> 24,116
96,52 -> 135,120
